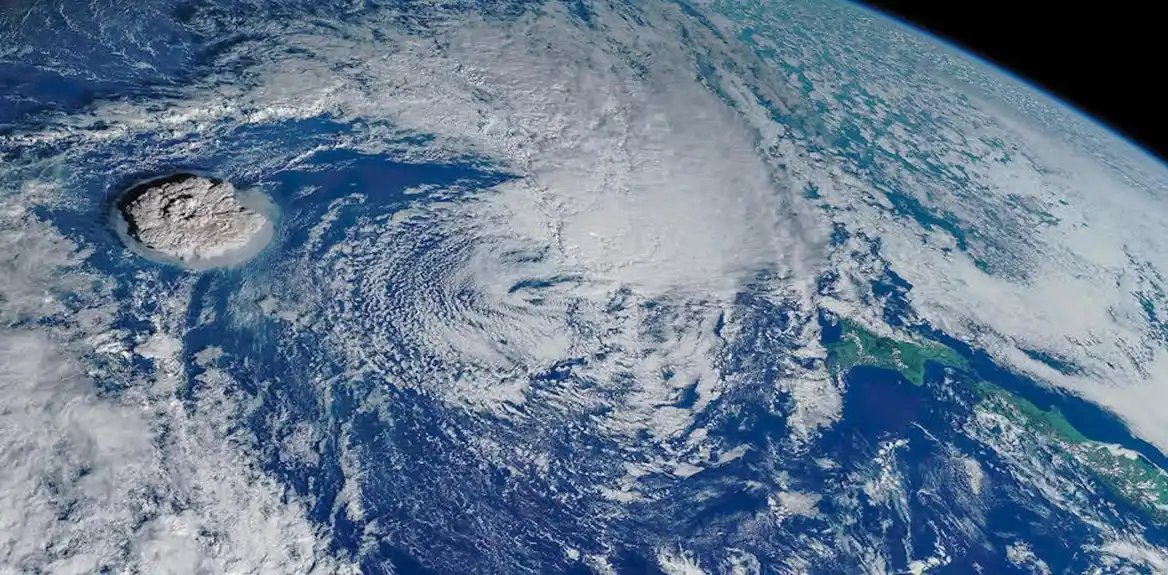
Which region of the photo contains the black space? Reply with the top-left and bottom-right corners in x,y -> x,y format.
856,0 -> 1167,162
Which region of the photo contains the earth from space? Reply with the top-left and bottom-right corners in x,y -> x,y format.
5,0 -> 1168,573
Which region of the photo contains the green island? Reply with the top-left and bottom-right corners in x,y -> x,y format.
825,319 -> 1168,523
825,319 -> 966,386
975,383 -> 1168,522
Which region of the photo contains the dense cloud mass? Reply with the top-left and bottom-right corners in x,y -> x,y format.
116,174 -> 272,268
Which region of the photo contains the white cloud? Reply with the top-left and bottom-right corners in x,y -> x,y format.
0,188 -> 351,573
708,0 -> 1168,452
174,2 -> 832,457
657,545 -> 708,575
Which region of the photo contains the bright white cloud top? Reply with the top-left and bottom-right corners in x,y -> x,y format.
114,174 -> 273,269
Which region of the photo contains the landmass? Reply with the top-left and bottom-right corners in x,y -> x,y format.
975,383 -> 1168,522
825,318 -> 966,385
115,173 -> 271,268
827,318 -> 1168,523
